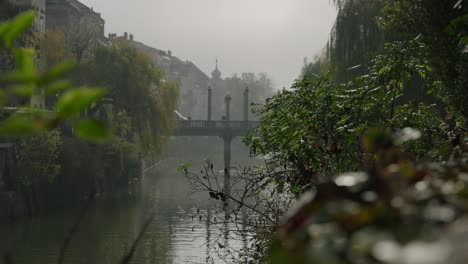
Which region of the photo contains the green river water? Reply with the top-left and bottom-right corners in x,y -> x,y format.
0,160 -> 246,264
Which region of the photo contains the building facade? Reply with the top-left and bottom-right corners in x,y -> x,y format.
46,0 -> 104,35
126,37 -> 213,119
45,0 -> 105,61
7,0 -> 46,32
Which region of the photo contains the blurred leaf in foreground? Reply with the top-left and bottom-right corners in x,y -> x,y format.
2,11 -> 35,48
74,118 -> 109,142
56,88 -> 105,116
0,117 -> 40,136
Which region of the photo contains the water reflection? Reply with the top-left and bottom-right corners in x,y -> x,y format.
0,161 -> 243,264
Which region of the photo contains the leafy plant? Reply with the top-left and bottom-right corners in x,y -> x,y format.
379,0 -> 467,124
245,37 -> 449,196
0,11 -> 108,140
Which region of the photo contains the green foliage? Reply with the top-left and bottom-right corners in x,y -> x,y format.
177,161 -> 193,173
110,110 -> 132,139
16,129 -> 62,185
0,10 -> 108,140
73,43 -> 179,155
40,60 -> 76,84
56,88 -> 105,116
379,0 -> 468,124
0,11 -> 35,49
74,118 -> 110,142
245,37 -> 449,191
304,0 -> 385,82
244,74 -> 354,187
0,116 -> 40,136
198,2 -> 467,263
384,0 -> 468,124
447,14 -> 468,45
240,3 -> 468,263
306,0 -> 467,127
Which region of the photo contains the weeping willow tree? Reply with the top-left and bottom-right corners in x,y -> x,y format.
304,0 -> 467,123
329,0 -> 386,81
304,0 -> 385,81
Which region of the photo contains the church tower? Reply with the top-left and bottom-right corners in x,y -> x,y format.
211,58 -> 222,82
210,58 -> 224,119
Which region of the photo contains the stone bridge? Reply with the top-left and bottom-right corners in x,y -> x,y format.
172,86 -> 259,197
174,120 -> 260,137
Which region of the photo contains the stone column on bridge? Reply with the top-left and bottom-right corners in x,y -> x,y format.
207,86 -> 212,123
243,87 -> 249,123
224,94 -> 231,121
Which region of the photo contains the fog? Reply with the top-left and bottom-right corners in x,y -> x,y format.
80,0 -> 337,89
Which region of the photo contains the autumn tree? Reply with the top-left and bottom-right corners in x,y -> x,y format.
74,42 -> 179,155
40,30 -> 71,69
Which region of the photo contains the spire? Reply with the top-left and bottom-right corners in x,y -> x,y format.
211,57 -> 222,80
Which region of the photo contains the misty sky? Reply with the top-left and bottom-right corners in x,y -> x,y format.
80,0 -> 337,89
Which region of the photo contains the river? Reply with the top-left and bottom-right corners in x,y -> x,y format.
0,160 -> 247,264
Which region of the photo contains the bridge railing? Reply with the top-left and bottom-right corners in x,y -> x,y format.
176,120 -> 261,130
